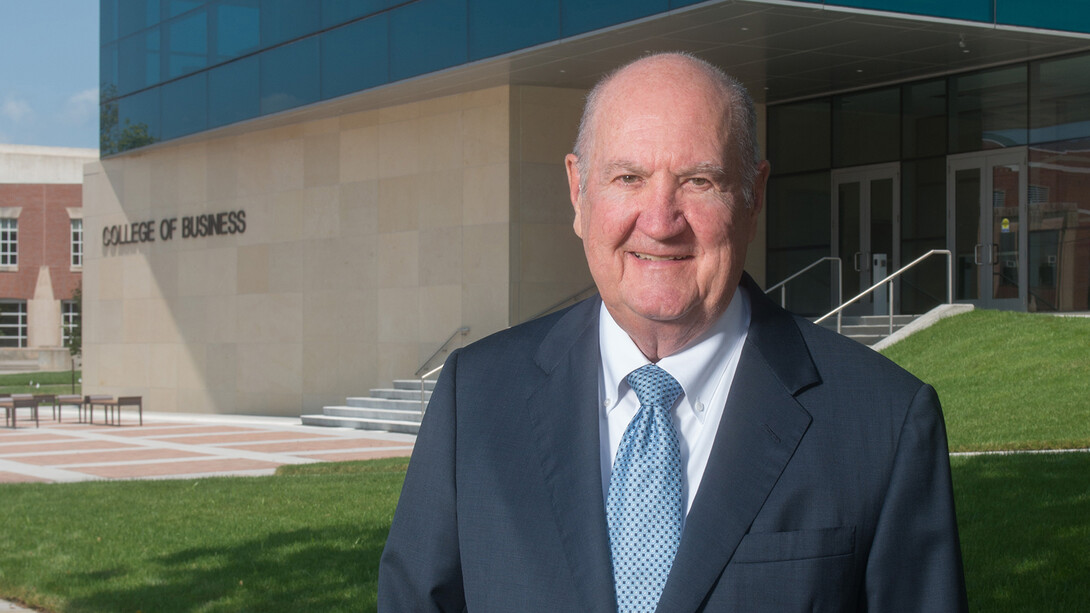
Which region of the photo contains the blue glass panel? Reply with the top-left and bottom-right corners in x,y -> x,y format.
167,0 -> 208,18
998,0 -> 1090,35
769,99 -> 831,174
112,88 -> 161,153
1030,53 -> 1090,143
468,0 -> 558,61
825,0 -> 992,23
119,0 -> 162,37
389,0 -> 468,81
321,15 -> 389,100
101,0 -> 119,44
209,55 -> 260,128
260,37 -> 321,115
215,0 -> 261,60
117,29 -> 162,95
560,0 -> 669,37
101,43 -> 119,92
321,0 -> 404,28
260,0 -> 321,46
167,9 -> 209,78
949,65 -> 1027,153
161,72 -> 208,140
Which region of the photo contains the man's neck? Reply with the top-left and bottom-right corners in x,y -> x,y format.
607,289 -> 741,362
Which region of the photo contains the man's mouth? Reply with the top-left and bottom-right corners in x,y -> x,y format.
631,252 -> 690,261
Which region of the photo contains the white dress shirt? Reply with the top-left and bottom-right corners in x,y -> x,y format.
598,286 -> 750,519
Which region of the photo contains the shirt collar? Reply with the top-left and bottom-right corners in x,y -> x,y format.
599,285 -> 750,422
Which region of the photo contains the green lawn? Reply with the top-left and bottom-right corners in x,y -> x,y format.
880,310 -> 1090,451
0,370 -> 81,398
952,452 -> 1090,612
0,459 -> 408,613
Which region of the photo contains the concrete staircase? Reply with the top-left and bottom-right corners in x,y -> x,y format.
815,314 -> 920,346
301,379 -> 433,434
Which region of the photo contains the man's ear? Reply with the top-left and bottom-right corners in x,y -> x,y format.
565,153 -> 584,239
746,159 -> 771,243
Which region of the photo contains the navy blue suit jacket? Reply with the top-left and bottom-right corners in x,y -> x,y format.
378,274 -> 968,612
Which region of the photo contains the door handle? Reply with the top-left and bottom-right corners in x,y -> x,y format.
974,244 -> 984,265
992,243 -> 999,265
853,252 -> 863,272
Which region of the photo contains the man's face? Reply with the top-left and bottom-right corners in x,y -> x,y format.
566,62 -> 769,351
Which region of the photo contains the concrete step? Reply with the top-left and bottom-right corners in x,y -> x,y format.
839,324 -> 912,336
322,405 -> 423,422
370,387 -> 432,401
301,414 -> 421,435
844,334 -> 884,346
345,397 -> 424,410
394,379 -> 437,391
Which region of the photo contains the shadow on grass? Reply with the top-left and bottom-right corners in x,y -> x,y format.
65,525 -> 388,613
953,453 -> 1090,612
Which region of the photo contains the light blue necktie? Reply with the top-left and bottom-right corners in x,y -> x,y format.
606,364 -> 684,613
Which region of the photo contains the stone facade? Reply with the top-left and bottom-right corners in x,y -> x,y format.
83,85 -> 600,415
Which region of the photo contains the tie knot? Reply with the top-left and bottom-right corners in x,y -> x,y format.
626,364 -> 683,410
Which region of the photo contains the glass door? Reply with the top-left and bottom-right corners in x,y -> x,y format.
947,149 -> 1027,310
832,163 -> 900,316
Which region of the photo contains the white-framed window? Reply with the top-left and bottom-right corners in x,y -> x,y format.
0,218 -> 17,267
71,218 -> 83,268
62,299 -> 80,346
0,300 -> 27,348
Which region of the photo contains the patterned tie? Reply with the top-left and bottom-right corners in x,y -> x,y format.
606,364 -> 684,613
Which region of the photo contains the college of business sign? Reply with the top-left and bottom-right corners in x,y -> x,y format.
102,210 -> 246,247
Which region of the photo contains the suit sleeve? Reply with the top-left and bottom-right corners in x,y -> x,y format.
865,384 -> 968,612
378,350 -> 466,612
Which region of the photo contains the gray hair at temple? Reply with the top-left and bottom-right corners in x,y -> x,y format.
572,52 -> 762,208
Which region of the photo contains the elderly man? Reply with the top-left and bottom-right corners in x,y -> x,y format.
379,53 -> 967,612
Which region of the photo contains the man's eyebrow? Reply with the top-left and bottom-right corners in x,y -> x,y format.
601,160 -> 646,175
678,162 -> 728,177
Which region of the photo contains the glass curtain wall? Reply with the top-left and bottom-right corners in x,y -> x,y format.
766,50 -> 1090,314
1027,53 -> 1090,311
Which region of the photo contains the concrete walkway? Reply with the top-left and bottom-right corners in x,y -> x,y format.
0,411 -> 415,484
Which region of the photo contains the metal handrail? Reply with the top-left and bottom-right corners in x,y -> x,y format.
765,256 -> 843,331
418,364 -> 444,414
524,283 -> 598,322
815,249 -> 953,334
414,326 -> 470,414
415,326 -> 470,377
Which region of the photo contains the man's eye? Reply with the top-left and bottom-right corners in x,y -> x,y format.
689,177 -> 710,187
618,175 -> 640,184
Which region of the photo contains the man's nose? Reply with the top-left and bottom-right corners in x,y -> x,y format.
635,179 -> 686,240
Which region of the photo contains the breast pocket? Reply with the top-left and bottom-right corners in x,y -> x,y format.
702,527 -> 860,613
732,526 -> 855,563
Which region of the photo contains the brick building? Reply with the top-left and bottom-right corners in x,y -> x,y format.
0,144 -> 97,369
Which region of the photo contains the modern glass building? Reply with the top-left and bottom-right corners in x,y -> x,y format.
86,0 -> 1090,415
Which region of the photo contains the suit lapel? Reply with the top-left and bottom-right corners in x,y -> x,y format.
525,298 -> 617,613
657,277 -> 819,612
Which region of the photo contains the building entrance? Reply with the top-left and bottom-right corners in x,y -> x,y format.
948,149 -> 1027,310
831,163 -> 900,315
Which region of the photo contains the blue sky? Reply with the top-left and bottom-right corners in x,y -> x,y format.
0,0 -> 100,150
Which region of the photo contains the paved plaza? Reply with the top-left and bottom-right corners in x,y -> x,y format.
0,411 -> 415,484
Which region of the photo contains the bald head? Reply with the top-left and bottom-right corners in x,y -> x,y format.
573,53 -> 761,206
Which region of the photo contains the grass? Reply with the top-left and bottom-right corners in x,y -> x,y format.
952,452 -> 1090,612
0,370 -> 81,397
880,310 -> 1090,451
0,458 -> 408,613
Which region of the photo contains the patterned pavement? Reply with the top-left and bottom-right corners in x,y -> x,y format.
0,411 -> 415,484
